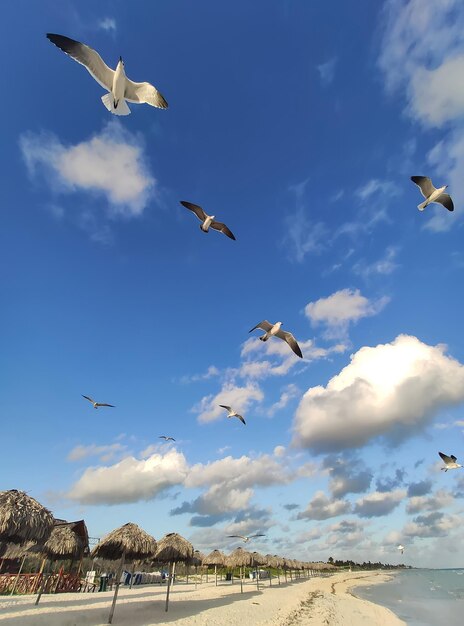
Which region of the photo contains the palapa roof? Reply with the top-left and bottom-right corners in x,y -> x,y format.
154,532 -> 194,563
188,550 -> 205,566
225,547 -> 252,568
264,554 -> 279,568
0,490 -> 54,545
202,549 -> 225,566
251,551 -> 266,566
91,523 -> 157,561
42,525 -> 84,560
54,519 -> 89,554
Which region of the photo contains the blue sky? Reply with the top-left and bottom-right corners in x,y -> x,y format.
1,0 -> 464,567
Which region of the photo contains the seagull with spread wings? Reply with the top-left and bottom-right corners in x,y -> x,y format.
46,34 -> 168,115
249,320 -> 303,358
82,395 -> 115,409
219,405 -> 246,425
411,176 -> 454,212
439,451 -> 462,472
227,534 -> 265,543
397,545 -> 404,555
180,201 -> 236,240
159,435 -> 176,442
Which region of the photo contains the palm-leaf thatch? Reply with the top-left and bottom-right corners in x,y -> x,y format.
154,532 -> 193,563
42,525 -> 84,560
0,490 -> 54,545
225,547 -> 252,568
91,522 -> 157,561
202,549 -> 225,567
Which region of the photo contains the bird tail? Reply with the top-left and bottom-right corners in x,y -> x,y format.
259,335 -> 268,342
101,93 -> 131,116
417,200 -> 427,211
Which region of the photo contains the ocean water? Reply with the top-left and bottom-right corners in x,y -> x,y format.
355,569 -> 464,626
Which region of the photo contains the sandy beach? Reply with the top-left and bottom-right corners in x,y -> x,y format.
0,571 -> 405,626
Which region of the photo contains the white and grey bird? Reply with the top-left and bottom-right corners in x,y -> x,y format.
159,435 -> 176,442
82,395 -> 115,409
180,201 -> 236,240
219,405 -> 246,425
439,451 -> 462,471
249,320 -> 303,358
397,545 -> 404,555
46,34 -> 168,115
227,534 -> 265,543
411,176 -> 454,212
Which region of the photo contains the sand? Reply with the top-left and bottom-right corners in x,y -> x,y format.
0,571 -> 405,625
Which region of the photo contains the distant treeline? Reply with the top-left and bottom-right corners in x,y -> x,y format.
327,557 -> 412,570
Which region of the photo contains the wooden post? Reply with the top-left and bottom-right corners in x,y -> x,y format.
240,565 -> 243,594
268,568 -> 272,586
129,562 -> 136,589
10,555 -> 26,596
255,565 -> 259,591
35,559 -> 51,605
214,564 -> 218,587
165,561 -> 176,612
108,552 -> 125,624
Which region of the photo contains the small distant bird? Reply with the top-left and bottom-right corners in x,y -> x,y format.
219,405 -> 246,425
227,534 -> 265,543
159,436 -> 176,442
249,320 -> 303,358
46,34 -> 168,115
180,201 -> 236,240
411,176 -> 454,212
439,451 -> 462,471
82,395 -> 114,409
397,545 -> 404,555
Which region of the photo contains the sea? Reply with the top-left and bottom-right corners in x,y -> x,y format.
354,568 -> 464,626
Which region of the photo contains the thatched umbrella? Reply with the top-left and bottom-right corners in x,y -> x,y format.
225,547 -> 252,594
35,525 -> 84,604
0,490 -> 54,546
154,533 -> 193,612
91,523 -> 157,624
202,549 -> 225,586
264,554 -> 278,586
251,551 -> 266,590
188,550 -> 204,589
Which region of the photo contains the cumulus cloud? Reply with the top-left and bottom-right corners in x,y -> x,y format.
193,382 -> 263,424
403,511 -> 461,538
323,455 -> 372,498
292,334 -> 464,453
305,289 -> 389,338
376,468 -> 406,492
406,489 -> 454,514
296,491 -> 351,521
20,122 -> 155,217
67,443 -> 126,463
171,485 -> 254,518
407,479 -> 433,498
67,449 -> 188,504
354,489 -> 405,518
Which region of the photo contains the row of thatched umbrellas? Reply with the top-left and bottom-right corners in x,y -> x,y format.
0,490 -> 334,624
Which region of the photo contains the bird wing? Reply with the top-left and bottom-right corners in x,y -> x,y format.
236,414 -> 246,425
46,34 -> 114,91
180,201 -> 207,222
227,535 -> 244,539
249,534 -> 265,538
96,403 -> 115,408
275,329 -> 303,358
168,437 -> 176,441
439,451 -> 453,464
210,221 -> 236,240
451,455 -> 457,462
435,193 -> 454,212
249,320 -> 273,333
82,395 -> 94,403
411,176 -> 435,198
124,79 -> 168,109
159,436 -> 167,439
219,405 -> 232,411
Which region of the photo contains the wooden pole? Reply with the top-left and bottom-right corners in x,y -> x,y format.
214,564 -> 217,587
129,562 -> 136,589
165,561 -> 176,612
240,565 -> 243,593
255,564 -> 259,591
35,559 -> 51,605
10,555 -> 26,596
268,568 -> 272,586
107,552 -> 125,624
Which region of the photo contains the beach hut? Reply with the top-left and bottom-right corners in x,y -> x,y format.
35,525 -> 84,604
202,549 -> 225,586
0,490 -> 54,546
91,522 -> 157,624
225,547 -> 252,594
154,532 -> 194,612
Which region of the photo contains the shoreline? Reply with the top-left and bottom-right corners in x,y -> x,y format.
0,571 -> 406,625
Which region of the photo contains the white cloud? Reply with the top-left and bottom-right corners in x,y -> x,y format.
180,365 -> 220,384
292,334 -> 464,452
98,17 -> 117,33
406,489 -> 454,514
352,246 -> 400,280
20,121 -> 155,217
316,58 -> 337,85
67,443 -> 126,463
267,384 -> 300,417
353,490 -> 406,518
305,289 -> 389,338
356,179 -> 399,201
192,382 -> 263,424
67,449 -> 188,504
296,491 -> 351,520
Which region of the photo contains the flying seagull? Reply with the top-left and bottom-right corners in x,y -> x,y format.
219,405 -> 246,425
159,435 -> 176,442
46,34 -> 168,115
411,176 -> 454,212
249,320 -> 303,358
439,451 -> 462,471
180,201 -> 236,240
82,395 -> 114,409
397,545 -> 404,555
227,534 -> 265,543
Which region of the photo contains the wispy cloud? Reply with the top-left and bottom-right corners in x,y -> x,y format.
316,57 -> 337,86
352,246 -> 400,280
98,17 -> 117,34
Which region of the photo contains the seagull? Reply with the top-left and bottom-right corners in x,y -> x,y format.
227,534 -> 265,543
180,201 -> 236,240
219,405 -> 246,425
249,320 -> 303,358
439,451 -> 463,471
82,395 -> 114,409
397,545 -> 404,555
159,435 -> 176,442
411,176 -> 454,212
46,34 -> 168,115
